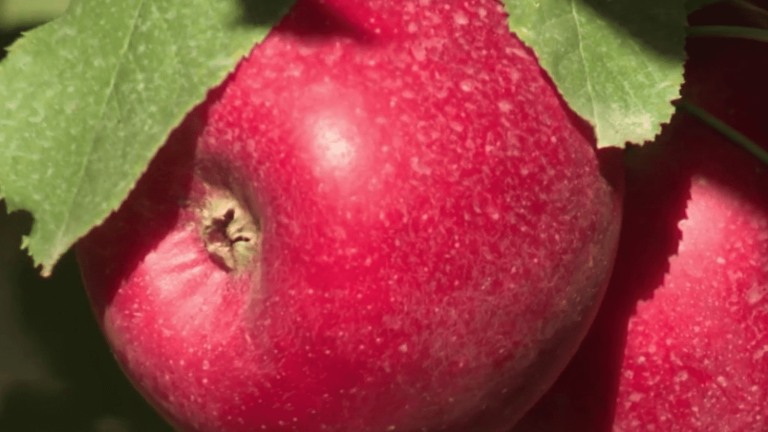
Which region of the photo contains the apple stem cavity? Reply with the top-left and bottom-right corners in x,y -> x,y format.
200,193 -> 260,272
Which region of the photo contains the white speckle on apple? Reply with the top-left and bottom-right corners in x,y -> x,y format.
754,346 -> 768,361
716,376 -> 728,387
453,11 -> 469,25
745,284 -> 767,305
410,42 -> 426,61
448,121 -> 464,132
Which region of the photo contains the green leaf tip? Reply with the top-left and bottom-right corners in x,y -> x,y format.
0,0 -> 296,277
501,0 -> 687,148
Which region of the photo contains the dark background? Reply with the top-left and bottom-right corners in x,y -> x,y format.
0,204 -> 172,432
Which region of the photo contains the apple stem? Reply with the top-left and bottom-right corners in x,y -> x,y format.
686,25 -> 768,42
675,99 -> 768,166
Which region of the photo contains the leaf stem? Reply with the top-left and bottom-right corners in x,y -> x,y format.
675,100 -> 768,166
685,0 -> 725,14
686,25 -> 768,42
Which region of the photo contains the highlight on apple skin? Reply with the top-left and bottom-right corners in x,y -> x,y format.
75,1 -> 624,431
512,3 -> 768,431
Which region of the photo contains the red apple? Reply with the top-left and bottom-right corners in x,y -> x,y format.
75,1 -> 623,431
512,4 -> 768,432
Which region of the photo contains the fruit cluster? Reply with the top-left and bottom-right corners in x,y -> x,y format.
514,2 -> 768,431
74,0 -> 768,431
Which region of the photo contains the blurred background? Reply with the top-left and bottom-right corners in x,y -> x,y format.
0,1 -> 172,430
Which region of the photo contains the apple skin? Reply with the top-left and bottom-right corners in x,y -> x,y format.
512,4 -> 768,432
75,1 -> 623,431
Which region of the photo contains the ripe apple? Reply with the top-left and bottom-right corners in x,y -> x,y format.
75,0 -> 623,431
512,3 -> 768,432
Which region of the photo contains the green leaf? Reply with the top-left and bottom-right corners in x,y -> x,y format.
502,0 -> 687,148
0,0 -> 295,276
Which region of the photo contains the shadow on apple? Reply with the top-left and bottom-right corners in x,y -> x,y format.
512,137 -> 692,431
231,0 -> 374,43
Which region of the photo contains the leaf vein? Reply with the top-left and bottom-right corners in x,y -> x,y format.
570,0 -> 598,134
55,0 -> 147,254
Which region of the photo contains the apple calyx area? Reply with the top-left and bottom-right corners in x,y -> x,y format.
199,190 -> 260,273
